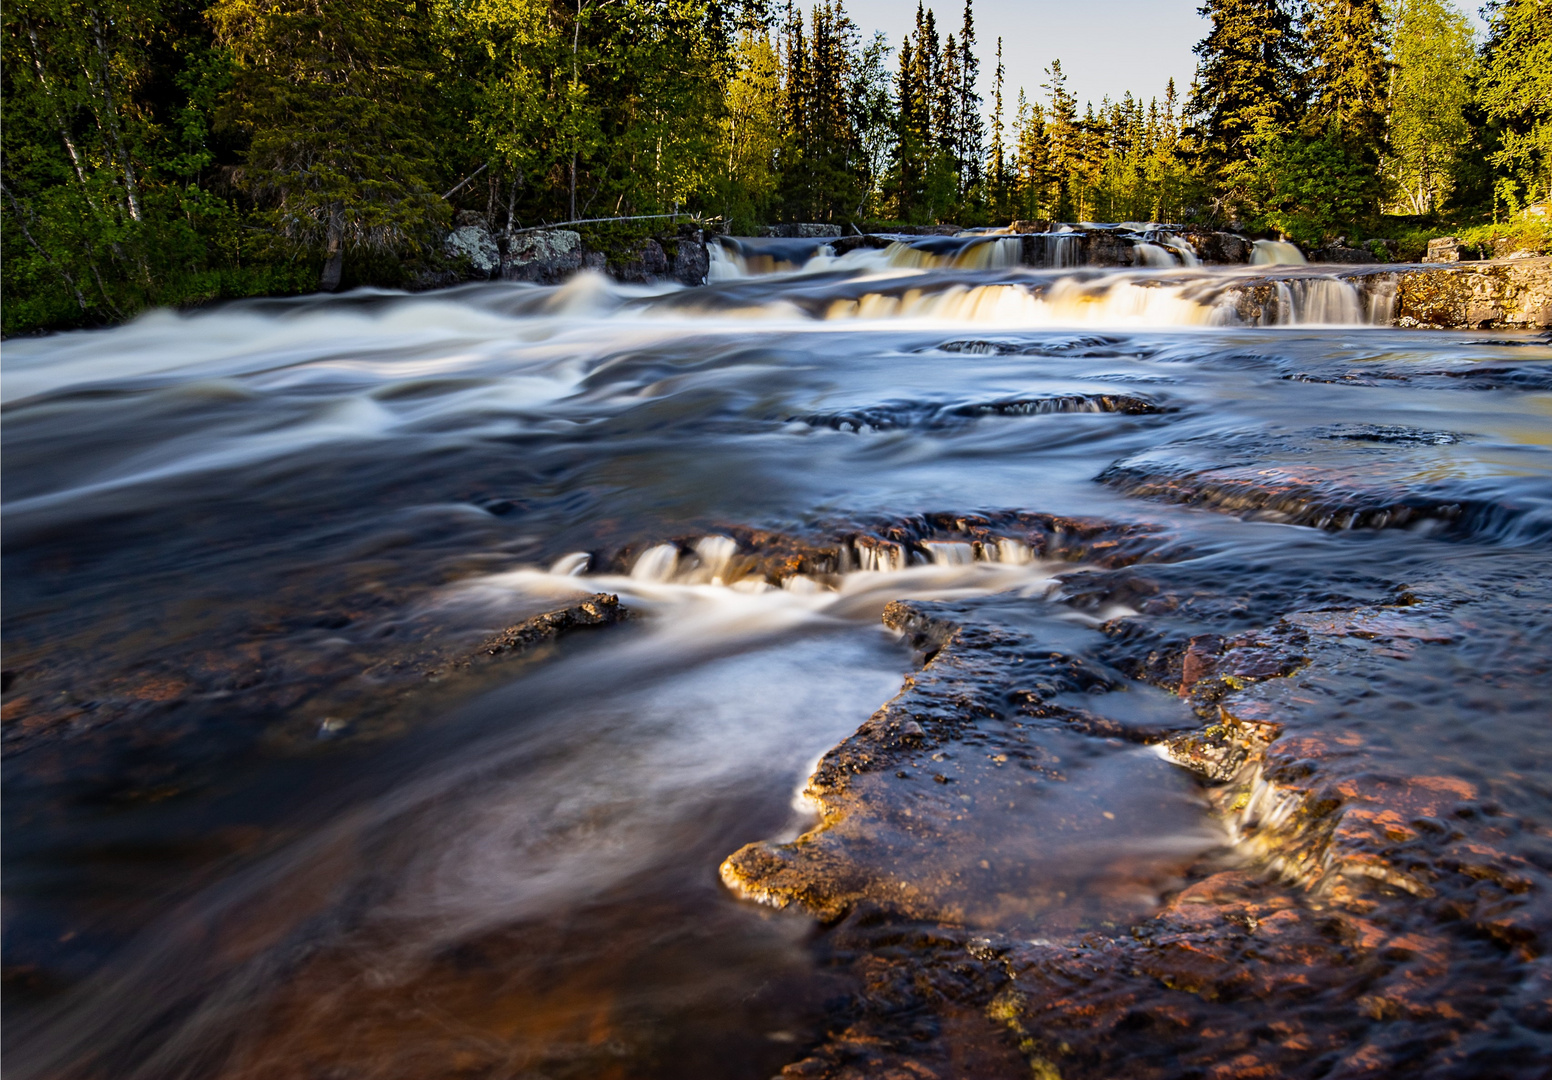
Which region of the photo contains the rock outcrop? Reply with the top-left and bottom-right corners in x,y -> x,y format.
1385,256 -> 1552,329
444,217 -> 501,277
760,223 -> 843,238
502,228 -> 584,284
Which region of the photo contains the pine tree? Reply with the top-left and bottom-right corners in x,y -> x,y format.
1186,0 -> 1303,211
1304,0 -> 1390,147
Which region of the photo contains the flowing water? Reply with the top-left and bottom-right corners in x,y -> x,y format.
4,239 -> 1551,1079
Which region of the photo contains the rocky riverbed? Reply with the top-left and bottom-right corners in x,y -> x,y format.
5,231 -> 1550,1080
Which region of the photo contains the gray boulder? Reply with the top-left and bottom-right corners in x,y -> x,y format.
614,239 -> 670,283
1311,244 -> 1372,264
445,221 -> 500,278
502,229 -> 583,283
1424,237 -> 1462,263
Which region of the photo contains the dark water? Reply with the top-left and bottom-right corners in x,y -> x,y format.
4,248 -> 1551,1078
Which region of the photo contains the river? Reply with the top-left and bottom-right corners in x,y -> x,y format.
4,238 -> 1551,1079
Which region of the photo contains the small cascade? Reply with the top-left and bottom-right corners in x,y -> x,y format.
1288,278 -> 1364,325
631,543 -> 681,581
1020,232 -> 1084,269
706,240 -> 747,281
1158,233 -> 1200,267
953,236 -> 1024,270
1252,240 -> 1307,266
1133,243 -> 1176,268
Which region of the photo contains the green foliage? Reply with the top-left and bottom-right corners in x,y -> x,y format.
209,0 -> 451,289
7,0 -> 1552,337
1478,0 -> 1552,213
1254,126 -> 1378,243
1384,0 -> 1476,214
1186,0 -> 1304,213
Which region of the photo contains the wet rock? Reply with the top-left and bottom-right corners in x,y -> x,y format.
1080,230 -> 1135,268
794,393 -> 1166,433
831,234 -> 893,256
671,233 -> 710,286
501,229 -> 583,284
720,596 -> 1214,930
1310,244 -> 1374,264
1315,424 -> 1464,446
739,546 -> 1552,1079
601,511 -> 1166,591
444,220 -> 501,278
1168,226 -> 1255,264
1098,458 -> 1471,532
613,238 -> 670,283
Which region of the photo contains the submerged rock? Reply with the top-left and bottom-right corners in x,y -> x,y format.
728,539 -> 1552,1079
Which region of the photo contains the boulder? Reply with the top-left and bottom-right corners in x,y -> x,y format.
1081,229 -> 1134,267
1311,244 -> 1373,264
1170,226 -> 1255,264
613,238 -> 670,283
502,229 -> 583,283
671,233 -> 710,286
760,223 -> 843,238
1425,236 -> 1462,263
832,234 -> 893,256
444,221 -> 500,278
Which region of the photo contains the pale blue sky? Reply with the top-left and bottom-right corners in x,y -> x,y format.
844,0 -> 1489,126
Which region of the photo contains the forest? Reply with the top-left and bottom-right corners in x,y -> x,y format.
2,0 -> 1548,334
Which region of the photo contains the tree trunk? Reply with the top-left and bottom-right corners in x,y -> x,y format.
320,211 -> 345,291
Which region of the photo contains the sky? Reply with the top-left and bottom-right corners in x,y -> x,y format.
842,0 -> 1491,127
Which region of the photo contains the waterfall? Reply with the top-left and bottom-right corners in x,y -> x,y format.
1252,240 -> 1307,266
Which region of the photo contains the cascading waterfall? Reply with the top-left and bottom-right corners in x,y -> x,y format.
1251,239 -> 1308,266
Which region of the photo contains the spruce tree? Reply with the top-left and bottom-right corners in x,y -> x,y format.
1042,59 -> 1078,219
955,0 -> 984,196
1186,0 -> 1303,209
1304,0 -> 1390,148
210,0 -> 447,289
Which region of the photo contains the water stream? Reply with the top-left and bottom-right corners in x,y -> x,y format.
4,244 -> 1551,1078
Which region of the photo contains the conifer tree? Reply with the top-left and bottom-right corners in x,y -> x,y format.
989,37 -> 1007,215
955,0 -> 984,196
1042,59 -> 1078,219
1186,0 -> 1303,210
1304,0 -> 1390,147
210,0 -> 448,290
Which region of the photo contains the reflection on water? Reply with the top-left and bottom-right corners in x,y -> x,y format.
4,253 -> 1551,1077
